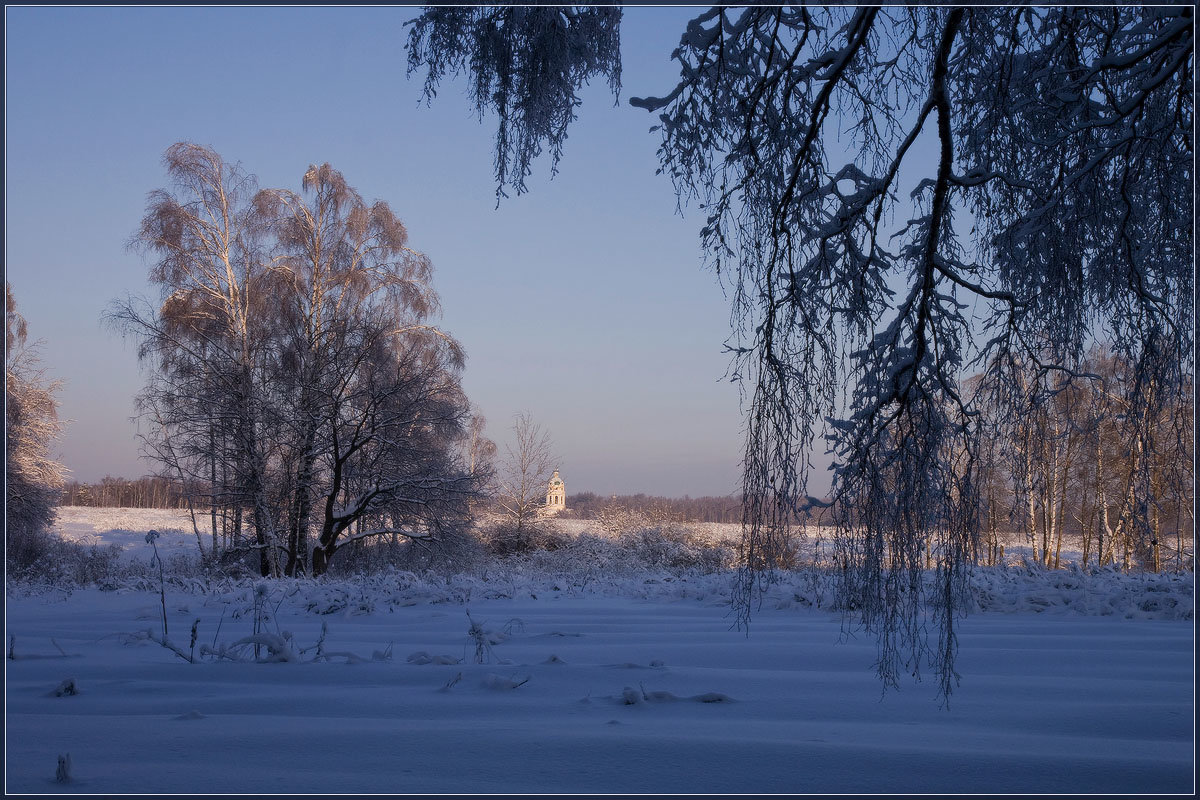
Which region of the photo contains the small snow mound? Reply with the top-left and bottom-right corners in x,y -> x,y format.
407,651 -> 460,665
691,692 -> 735,703
230,633 -> 297,663
619,684 -> 733,705
619,685 -> 680,704
174,710 -> 205,720
482,673 -> 529,691
543,654 -> 566,664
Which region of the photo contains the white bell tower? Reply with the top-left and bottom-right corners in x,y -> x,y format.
545,469 -> 566,513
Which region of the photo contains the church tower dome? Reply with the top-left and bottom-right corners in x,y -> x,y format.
545,469 -> 566,513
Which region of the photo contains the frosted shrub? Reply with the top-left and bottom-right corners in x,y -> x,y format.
592,507 -> 736,573
396,529 -> 487,575
618,524 -> 735,572
595,505 -> 670,538
212,547 -> 262,580
5,525 -> 55,575
5,538 -> 125,589
324,529 -> 487,577
499,524 -> 735,580
477,518 -> 568,556
323,538 -> 409,576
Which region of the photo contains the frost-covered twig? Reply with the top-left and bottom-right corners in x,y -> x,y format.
466,609 -> 493,664
143,628 -> 196,664
297,620 -> 329,659
146,530 -> 168,640
189,619 -> 199,662
210,606 -> 225,652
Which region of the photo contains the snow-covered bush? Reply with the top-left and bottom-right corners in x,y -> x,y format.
590,507 -> 737,572
5,283 -> 67,573
324,527 -> 487,577
475,516 -> 569,556
5,538 -> 124,589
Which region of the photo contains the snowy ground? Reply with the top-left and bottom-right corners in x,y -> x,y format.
52,506 -> 198,564
4,509 -> 1195,794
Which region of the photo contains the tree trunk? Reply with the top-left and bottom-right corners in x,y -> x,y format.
1041,434 -> 1055,567
1021,429 -> 1039,565
1053,437 -> 1071,570
209,419 -> 218,560
1152,504 -> 1161,573
249,462 -> 280,578
311,542 -> 337,577
1078,505 -> 1094,570
1175,505 -> 1184,572
1096,437 -> 1114,567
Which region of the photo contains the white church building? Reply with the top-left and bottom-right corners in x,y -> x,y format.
544,469 -> 566,514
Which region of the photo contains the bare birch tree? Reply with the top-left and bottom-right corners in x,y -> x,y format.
493,412 -> 556,552
115,144 -> 483,577
112,143 -> 282,574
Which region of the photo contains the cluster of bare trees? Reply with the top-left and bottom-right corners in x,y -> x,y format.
112,144 -> 488,577
5,283 -> 67,568
61,476 -> 194,509
975,350 -> 1193,574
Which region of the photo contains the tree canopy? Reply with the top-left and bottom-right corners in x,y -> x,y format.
406,6 -> 1194,697
114,144 -> 484,577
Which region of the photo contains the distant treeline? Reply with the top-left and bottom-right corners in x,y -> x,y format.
61,479 -> 764,524
560,492 -> 748,524
61,476 -> 193,509
61,476 -> 835,529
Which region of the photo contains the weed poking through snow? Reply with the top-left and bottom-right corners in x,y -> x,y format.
55,753 -> 71,783
145,530 -> 168,641
466,610 -> 494,664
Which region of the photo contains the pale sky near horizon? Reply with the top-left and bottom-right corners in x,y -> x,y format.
6,6 -> 836,498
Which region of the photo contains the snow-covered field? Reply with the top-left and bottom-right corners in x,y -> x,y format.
4,508 -> 1195,794
52,506 -> 198,564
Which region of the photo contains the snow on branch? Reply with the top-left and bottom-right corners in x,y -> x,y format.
406,6 -> 622,201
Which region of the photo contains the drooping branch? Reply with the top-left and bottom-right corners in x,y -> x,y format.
405,5 -> 1194,700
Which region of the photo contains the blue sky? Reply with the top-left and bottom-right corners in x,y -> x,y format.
4,6 -> 795,497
